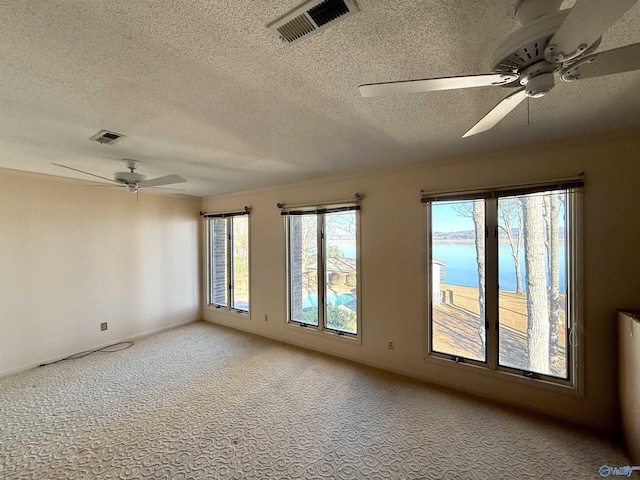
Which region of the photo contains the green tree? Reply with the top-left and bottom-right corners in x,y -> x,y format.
325,306 -> 356,333
302,305 -> 356,334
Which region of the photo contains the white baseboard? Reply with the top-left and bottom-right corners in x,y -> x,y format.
0,318 -> 200,379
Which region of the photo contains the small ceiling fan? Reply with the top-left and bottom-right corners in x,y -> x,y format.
53,159 -> 186,193
359,0 -> 640,137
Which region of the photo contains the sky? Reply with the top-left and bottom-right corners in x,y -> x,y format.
431,195 -> 567,233
431,202 -> 475,232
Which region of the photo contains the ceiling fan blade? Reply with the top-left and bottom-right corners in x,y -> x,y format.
545,0 -> 638,63
462,88 -> 528,138
137,174 -> 186,188
82,184 -> 126,188
561,42 -> 640,81
358,73 -> 518,97
52,163 -> 120,184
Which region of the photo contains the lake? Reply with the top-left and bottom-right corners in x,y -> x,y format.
333,241 -> 566,293
433,242 -> 566,293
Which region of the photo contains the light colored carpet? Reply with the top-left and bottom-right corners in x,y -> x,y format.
0,321 -> 631,479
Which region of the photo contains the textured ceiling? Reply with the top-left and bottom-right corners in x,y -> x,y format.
1,0 -> 639,197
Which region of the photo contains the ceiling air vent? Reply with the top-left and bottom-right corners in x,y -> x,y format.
89,130 -> 126,145
267,0 -> 359,46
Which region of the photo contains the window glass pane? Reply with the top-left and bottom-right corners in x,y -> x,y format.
324,211 -> 357,334
498,190 -> 568,378
430,200 -> 486,362
210,218 -> 228,307
232,216 -> 249,311
289,215 -> 318,326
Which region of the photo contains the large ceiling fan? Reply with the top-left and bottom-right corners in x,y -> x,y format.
359,0 -> 640,137
53,159 -> 186,193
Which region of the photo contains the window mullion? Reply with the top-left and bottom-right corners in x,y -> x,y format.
318,214 -> 325,332
485,198 -> 499,370
227,217 -> 233,310
567,189 -> 582,386
285,217 -> 293,322
207,220 -> 213,306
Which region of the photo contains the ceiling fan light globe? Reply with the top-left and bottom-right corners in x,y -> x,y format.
123,159 -> 140,171
525,72 -> 555,97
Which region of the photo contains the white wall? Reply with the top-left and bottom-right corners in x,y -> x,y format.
0,170 -> 202,376
619,310 -> 640,463
202,129 -> 640,433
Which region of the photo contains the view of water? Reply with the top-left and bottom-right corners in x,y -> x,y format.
334,240 -> 566,293
331,243 -> 356,259
302,292 -> 354,309
433,242 -> 566,293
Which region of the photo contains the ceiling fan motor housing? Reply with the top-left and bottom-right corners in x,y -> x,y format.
114,171 -> 147,184
115,158 -> 146,190
489,10 -> 596,76
489,10 -> 568,79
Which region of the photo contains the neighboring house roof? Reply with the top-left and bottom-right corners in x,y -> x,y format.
433,258 -> 448,267
326,257 -> 356,273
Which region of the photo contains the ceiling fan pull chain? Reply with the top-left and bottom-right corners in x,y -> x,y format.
527,97 -> 530,126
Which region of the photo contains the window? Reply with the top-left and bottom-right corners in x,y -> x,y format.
425,179 -> 583,385
283,205 -> 359,336
206,211 -> 249,313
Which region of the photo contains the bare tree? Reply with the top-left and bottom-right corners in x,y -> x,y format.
522,195 -> 550,373
289,215 -> 319,323
453,200 -> 486,350
543,193 -> 562,373
232,216 -> 249,277
300,216 -> 318,291
325,211 -> 356,237
498,198 -> 524,294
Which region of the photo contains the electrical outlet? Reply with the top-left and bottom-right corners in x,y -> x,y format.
101,322 -> 108,331
387,339 -> 394,350
264,314 -> 268,321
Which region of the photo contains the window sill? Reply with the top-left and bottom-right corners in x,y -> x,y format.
285,322 -> 362,345
205,305 -> 250,320
423,353 -> 582,398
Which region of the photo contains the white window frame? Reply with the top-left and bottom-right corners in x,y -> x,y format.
204,211 -> 250,316
424,179 -> 584,393
282,204 -> 361,341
